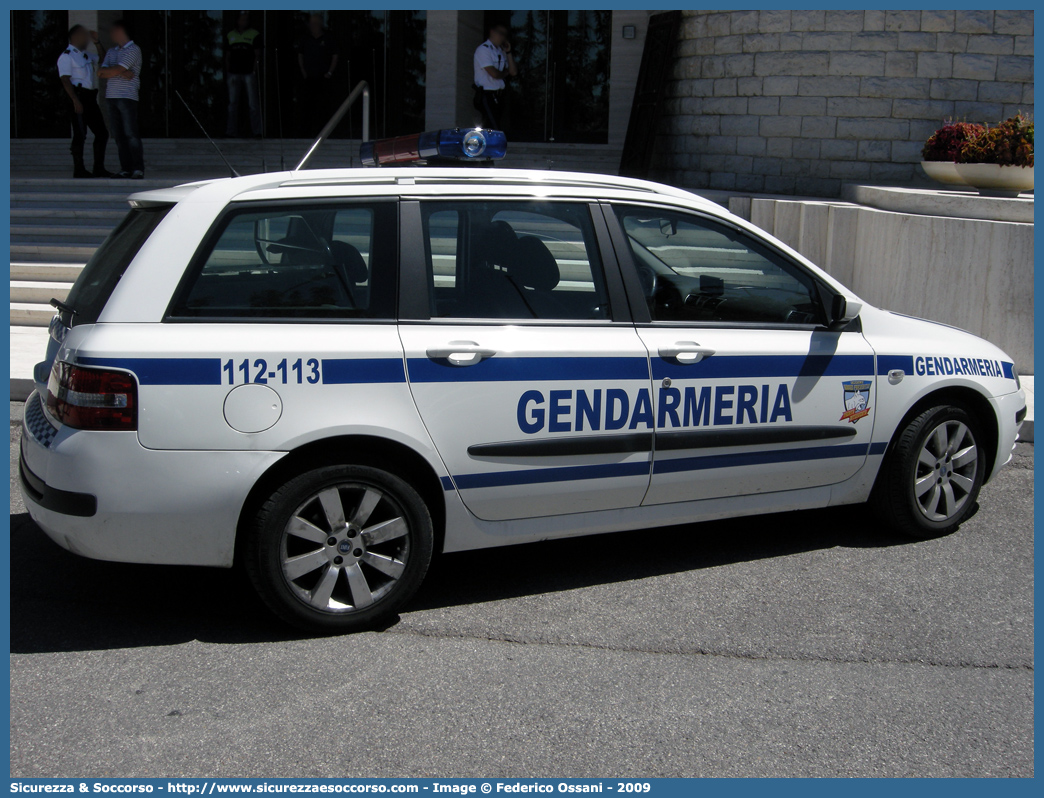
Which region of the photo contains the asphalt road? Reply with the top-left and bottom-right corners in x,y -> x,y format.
9,413 -> 1034,778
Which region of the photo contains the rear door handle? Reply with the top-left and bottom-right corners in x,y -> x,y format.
658,342 -> 716,365
426,341 -> 497,367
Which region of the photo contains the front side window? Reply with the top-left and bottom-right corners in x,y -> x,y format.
171,202 -> 396,320
421,201 -> 611,321
615,205 -> 823,325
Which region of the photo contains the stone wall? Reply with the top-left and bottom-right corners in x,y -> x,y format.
744,193 -> 1034,370
652,9 -> 1034,196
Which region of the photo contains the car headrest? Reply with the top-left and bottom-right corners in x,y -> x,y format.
330,240 -> 368,283
512,236 -> 560,291
473,219 -> 519,268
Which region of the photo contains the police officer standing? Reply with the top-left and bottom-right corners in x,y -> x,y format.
473,23 -> 517,131
225,11 -> 263,138
57,25 -> 112,178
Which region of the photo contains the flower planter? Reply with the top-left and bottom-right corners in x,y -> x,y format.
953,163 -> 1034,198
920,161 -> 968,187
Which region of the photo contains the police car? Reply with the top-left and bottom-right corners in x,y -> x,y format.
20,128 -> 1026,632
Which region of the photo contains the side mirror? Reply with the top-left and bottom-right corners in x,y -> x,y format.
830,294 -> 847,323
828,294 -> 862,328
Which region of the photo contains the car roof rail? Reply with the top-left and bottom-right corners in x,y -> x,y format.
273,167 -> 714,206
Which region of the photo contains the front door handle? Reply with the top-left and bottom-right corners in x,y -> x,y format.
658,342 -> 716,365
426,341 -> 497,367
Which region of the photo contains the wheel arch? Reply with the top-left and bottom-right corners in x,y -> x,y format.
880,385 -> 999,484
235,434 -> 447,563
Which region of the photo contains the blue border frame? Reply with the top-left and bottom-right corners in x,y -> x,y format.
3,1 -> 1038,785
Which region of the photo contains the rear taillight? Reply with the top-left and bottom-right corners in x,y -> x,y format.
46,361 -> 137,431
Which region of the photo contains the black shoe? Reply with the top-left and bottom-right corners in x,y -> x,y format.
131,170 -> 144,179
92,169 -> 116,178
111,171 -> 131,179
73,168 -> 93,179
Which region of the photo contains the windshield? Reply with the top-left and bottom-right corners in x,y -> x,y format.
63,206 -> 171,326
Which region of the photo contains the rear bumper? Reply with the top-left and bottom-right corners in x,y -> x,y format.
19,391 -> 285,567
18,450 -> 97,517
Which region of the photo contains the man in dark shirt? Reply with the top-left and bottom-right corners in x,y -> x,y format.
225,11 -> 263,137
295,14 -> 341,136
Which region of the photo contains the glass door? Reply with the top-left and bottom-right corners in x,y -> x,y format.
490,10 -> 611,144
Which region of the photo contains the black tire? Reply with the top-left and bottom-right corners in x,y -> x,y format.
870,404 -> 985,539
244,464 -> 433,633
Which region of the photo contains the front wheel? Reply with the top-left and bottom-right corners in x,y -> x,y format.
871,405 -> 985,539
245,464 -> 433,633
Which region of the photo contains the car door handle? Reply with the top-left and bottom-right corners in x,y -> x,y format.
426,341 -> 497,367
658,342 -> 716,365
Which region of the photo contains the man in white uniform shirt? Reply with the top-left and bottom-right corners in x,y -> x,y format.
57,25 -> 112,178
472,23 -> 517,131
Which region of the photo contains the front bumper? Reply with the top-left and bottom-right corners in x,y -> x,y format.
19,391 -> 285,567
990,388 -> 1026,480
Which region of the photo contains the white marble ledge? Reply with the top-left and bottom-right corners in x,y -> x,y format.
842,183 -> 1033,224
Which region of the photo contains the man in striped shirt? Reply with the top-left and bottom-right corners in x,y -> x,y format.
98,19 -> 144,179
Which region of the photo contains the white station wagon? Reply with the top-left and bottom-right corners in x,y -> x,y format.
20,131 -> 1026,631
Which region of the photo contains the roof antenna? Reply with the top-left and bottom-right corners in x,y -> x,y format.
346,60 -> 353,168
175,90 -> 240,178
296,80 -> 369,171
274,48 -> 286,170
260,13 -> 267,172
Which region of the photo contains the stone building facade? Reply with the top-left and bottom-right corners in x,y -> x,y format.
652,9 -> 1034,196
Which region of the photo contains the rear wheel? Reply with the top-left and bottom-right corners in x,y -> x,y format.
871,405 -> 985,539
245,464 -> 433,632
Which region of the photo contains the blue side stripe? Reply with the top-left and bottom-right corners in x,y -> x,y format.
1002,361 -> 1015,380
877,355 -> 914,376
79,357 -> 221,385
407,356 -> 649,383
322,358 -> 405,384
452,460 -> 651,490
78,357 -> 406,385
78,354 -> 886,386
651,354 -> 874,381
653,443 -> 871,475
869,442 -> 888,455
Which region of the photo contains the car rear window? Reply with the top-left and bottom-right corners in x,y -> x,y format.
64,206 -> 172,326
168,202 -> 397,321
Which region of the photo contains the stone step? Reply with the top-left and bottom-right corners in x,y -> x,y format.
10,262 -> 85,282
10,281 -> 74,304
11,139 -> 617,154
11,303 -> 56,327
10,192 -> 134,206
9,180 -> 174,194
12,138 -> 623,179
11,244 -> 98,263
10,208 -> 126,223
11,224 -> 113,240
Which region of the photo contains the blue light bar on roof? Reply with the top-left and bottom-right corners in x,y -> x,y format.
360,128 -> 507,166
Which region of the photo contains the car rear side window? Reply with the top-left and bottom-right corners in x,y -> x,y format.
170,202 -> 397,320
421,200 -> 611,321
64,206 -> 171,326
